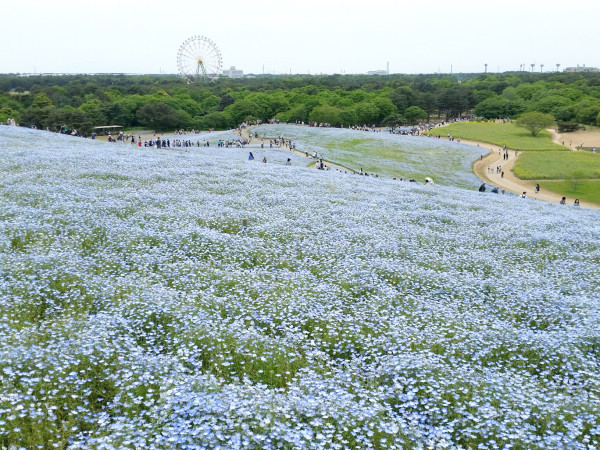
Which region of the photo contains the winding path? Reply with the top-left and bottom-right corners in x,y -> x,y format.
467,137 -> 598,209
240,125 -> 598,209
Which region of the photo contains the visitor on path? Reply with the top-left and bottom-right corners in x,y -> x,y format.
478,183 -> 486,192
286,158 -> 291,165
248,152 -> 254,160
574,199 -> 580,206
535,184 -> 540,194
262,157 -> 267,163
521,192 -> 527,198
560,197 -> 566,205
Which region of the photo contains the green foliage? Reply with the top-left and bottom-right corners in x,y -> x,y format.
197,111 -> 233,130
30,92 -> 54,108
2,72 -> 600,133
554,106 -> 575,122
404,106 -> 427,124
541,179 -> 600,203
136,102 -> 182,131
425,122 -> 564,151
575,102 -> 600,125
388,86 -> 416,113
0,106 -> 20,123
438,86 -> 472,118
516,111 -> 555,137
566,171 -> 586,192
474,95 -> 509,119
530,94 -> 573,115
309,105 -> 342,126
513,152 -> 600,180
382,113 -> 406,127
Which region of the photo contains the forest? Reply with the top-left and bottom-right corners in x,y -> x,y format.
1,71 -> 600,134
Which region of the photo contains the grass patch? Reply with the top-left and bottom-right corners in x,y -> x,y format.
536,179 -> 600,204
513,151 -> 600,179
427,122 -> 565,151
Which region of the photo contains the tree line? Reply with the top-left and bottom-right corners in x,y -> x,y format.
1,71 -> 599,134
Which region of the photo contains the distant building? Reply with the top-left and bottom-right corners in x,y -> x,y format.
223,66 -> 244,78
564,65 -> 599,73
367,70 -> 388,76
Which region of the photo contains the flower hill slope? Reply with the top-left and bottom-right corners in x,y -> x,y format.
252,124 -> 483,188
1,126 -> 600,449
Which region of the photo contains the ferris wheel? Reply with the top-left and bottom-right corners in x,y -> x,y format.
177,36 -> 222,83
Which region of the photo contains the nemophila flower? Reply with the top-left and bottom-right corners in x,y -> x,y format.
1,125 -> 600,448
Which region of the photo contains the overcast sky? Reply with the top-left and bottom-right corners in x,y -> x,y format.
2,0 -> 598,76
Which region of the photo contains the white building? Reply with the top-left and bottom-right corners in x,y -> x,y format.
223,66 -> 244,78
367,70 -> 388,76
564,65 -> 599,73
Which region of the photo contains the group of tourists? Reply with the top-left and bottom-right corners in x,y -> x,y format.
218,139 -> 249,148
479,183 -> 505,195
135,138 -> 204,149
487,165 -> 504,178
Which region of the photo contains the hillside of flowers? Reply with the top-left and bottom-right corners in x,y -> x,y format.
252,124 -> 483,188
1,125 -> 599,449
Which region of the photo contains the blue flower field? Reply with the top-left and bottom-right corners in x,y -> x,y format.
1,125 -> 599,449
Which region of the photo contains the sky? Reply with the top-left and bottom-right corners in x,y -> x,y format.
2,0 -> 599,76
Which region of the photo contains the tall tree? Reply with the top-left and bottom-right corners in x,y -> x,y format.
516,112 -> 555,136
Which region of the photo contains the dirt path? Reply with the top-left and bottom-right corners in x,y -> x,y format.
243,126 -> 598,208
469,140 -> 573,204
469,137 -> 599,208
548,126 -> 600,149
443,135 -> 599,209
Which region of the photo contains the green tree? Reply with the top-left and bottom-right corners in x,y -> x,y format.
597,110 -> 600,126
567,171 -> 585,192
372,97 -> 397,123
516,111 -> 555,136
354,102 -> 379,125
438,86 -> 471,119
218,94 -> 235,111
224,99 -> 264,125
554,106 -> 575,122
22,93 -> 56,128
339,108 -> 358,127
530,94 -> 573,115
308,105 -> 342,126
388,86 -> 416,113
474,96 -> 509,119
30,93 -> 54,108
0,107 -> 20,124
574,103 -> 600,125
198,111 -> 233,130
417,92 -> 437,122
404,106 -> 427,125
382,113 -> 406,127
136,102 -> 181,131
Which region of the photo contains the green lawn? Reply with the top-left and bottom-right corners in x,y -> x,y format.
514,151 -> 600,179
537,179 -> 600,204
426,122 -> 565,151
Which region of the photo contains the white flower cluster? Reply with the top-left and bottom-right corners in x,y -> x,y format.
0,125 -> 599,449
